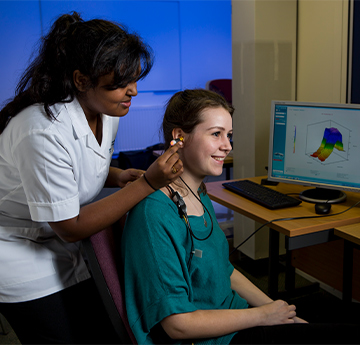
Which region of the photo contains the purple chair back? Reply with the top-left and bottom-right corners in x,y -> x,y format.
83,216 -> 137,344
206,78 -> 232,105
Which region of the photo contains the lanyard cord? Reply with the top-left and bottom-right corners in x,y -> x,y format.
166,184 -> 194,269
178,177 -> 214,241
166,179 -> 214,270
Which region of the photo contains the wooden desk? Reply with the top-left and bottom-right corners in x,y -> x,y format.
206,176 -> 360,298
334,224 -> 360,246
334,224 -> 360,303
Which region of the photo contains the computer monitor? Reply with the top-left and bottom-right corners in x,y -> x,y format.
268,100 -> 360,204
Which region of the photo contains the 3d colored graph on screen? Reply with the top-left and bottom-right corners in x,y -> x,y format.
311,127 -> 344,162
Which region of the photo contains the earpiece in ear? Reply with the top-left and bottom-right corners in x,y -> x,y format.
170,136 -> 184,146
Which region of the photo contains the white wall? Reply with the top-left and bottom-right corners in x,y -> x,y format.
231,0 -> 297,259
296,0 -> 349,103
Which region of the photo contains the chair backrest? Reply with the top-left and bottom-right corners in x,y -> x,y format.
82,216 -> 137,344
205,78 -> 232,105
0,313 -> 10,335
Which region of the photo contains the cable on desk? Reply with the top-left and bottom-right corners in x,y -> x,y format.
229,199 -> 360,257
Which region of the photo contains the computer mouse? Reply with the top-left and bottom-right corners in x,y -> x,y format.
315,203 -> 332,214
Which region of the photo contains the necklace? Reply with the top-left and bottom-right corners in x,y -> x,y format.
186,194 -> 207,227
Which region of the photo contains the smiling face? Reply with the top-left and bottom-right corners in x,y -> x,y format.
75,72 -> 138,120
180,106 -> 233,183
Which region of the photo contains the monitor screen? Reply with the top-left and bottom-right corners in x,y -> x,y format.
268,100 -> 360,203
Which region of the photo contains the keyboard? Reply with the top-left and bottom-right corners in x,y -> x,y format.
222,179 -> 302,210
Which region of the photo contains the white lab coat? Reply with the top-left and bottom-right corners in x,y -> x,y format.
0,98 -> 119,302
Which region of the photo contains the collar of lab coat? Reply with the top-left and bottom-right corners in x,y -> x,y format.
64,98 -> 108,159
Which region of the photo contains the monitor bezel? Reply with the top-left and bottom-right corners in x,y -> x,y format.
267,100 -> 360,200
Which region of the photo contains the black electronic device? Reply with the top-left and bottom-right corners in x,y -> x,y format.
167,185 -> 187,218
167,179 -> 214,271
222,179 -> 301,210
315,203 -> 332,214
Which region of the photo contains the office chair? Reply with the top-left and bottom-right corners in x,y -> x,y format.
205,79 -> 232,105
82,217 -> 137,344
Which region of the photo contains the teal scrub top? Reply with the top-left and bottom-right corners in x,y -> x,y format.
121,190 -> 248,344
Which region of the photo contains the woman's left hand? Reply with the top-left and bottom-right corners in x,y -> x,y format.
105,167 -> 144,188
117,168 -> 144,188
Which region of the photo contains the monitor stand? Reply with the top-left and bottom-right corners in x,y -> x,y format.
299,187 -> 347,204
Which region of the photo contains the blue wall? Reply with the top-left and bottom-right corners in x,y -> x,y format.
0,0 -> 231,152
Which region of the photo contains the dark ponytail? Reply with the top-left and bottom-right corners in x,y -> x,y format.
0,12 -> 153,134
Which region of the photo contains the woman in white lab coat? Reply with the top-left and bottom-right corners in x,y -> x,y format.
0,12 -> 183,344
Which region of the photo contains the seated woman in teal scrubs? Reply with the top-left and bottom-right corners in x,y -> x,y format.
121,89 -> 358,345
